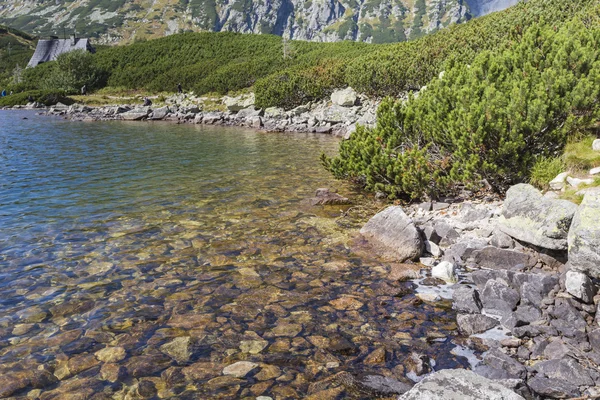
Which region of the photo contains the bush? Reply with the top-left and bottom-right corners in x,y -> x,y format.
0,90 -> 74,107
37,50 -> 108,92
323,19 -> 600,200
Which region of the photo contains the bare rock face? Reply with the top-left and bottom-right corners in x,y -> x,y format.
399,369 -> 524,400
360,206 -> 423,262
499,184 -> 577,251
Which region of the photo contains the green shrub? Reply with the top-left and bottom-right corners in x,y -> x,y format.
0,90 -> 74,107
564,136 -> 600,172
323,19 -> 600,200
530,157 -> 565,190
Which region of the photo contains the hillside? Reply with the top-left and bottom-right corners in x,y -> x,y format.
0,0 -> 518,45
0,25 -> 35,86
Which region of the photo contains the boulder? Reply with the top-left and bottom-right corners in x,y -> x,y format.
490,231 -> 514,249
483,349 -> 527,379
264,107 -> 285,119
443,238 -> 488,265
481,280 -> 520,316
310,188 -> 351,206
567,176 -> 594,188
499,184 -> 578,250
359,375 -> 412,396
593,139 -> 600,151
431,261 -> 457,283
222,361 -> 258,378
121,107 -> 151,121
360,206 -> 422,262
398,369 -> 524,400
528,376 -> 580,399
331,87 -> 357,107
457,314 -> 499,335
472,247 -> 535,271
568,190 -> 600,278
534,358 -> 594,387
149,106 -> 170,120
549,172 -> 569,190
236,107 -> 262,119
223,93 -> 255,112
452,287 -> 483,314
565,270 -> 596,303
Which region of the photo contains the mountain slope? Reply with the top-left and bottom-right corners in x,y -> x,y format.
0,25 -> 35,85
0,0 -> 518,44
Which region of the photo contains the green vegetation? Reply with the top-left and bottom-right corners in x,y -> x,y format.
0,89 -> 74,107
564,136 -> 600,172
530,157 -> 565,190
323,14 -> 600,199
0,25 -> 35,88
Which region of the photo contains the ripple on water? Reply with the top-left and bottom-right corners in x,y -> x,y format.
0,111 -> 470,399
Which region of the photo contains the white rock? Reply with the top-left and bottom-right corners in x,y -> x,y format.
420,257 -> 436,267
567,176 -> 594,188
425,240 -> 443,258
331,87 -> 357,107
257,397 -> 273,400
432,261 -> 458,283
593,139 -> 600,151
222,361 -> 258,378
416,293 -> 442,302
590,167 -> 600,175
565,271 -> 596,303
549,172 -> 569,190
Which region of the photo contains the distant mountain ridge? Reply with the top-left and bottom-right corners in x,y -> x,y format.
0,0 -> 519,44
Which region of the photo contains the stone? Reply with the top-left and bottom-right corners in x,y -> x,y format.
549,172 -> 569,190
255,364 -> 281,381
222,361 -> 258,378
330,87 -> 357,107
432,202 -> 450,211
329,295 -> 364,310
360,375 -> 412,395
121,108 -> 150,121
534,358 -> 594,386
528,376 -> 580,399
398,369 -> 524,400
443,238 -> 488,264
363,347 -> 386,365
160,336 -> 193,363
149,106 -> 170,120
457,314 -> 499,335
550,298 -> 587,338
424,240 -> 442,257
590,167 -> 600,175
483,349 -> 527,379
310,188 -> 350,205
481,280 -> 520,316
543,338 -> 571,360
592,139 -> 600,151
100,363 -> 124,382
431,261 -> 457,283
360,206 -> 423,262
272,323 -> 302,337
452,287 -> 483,314
239,339 -> 268,354
94,346 -> 126,363
236,106 -> 262,119
567,176 -> 594,188
568,191 -> 600,278
499,184 -> 578,250
223,93 -> 255,112
472,247 -> 535,271
490,231 -> 514,249
565,270 -> 596,303
514,304 -> 542,324
249,116 -> 263,129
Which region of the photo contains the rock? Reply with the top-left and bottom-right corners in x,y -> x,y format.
255,364 -> 281,381
264,107 -> 285,119
94,346 -> 126,363
424,240 -> 442,257
431,261 -> 457,283
236,106 -> 262,119
452,287 -> 483,314
472,246 -> 535,271
160,337 -> 193,363
272,323 -> 302,337
483,349 -> 527,379
457,314 -> 500,335
567,176 -> 594,188
331,87 -> 357,107
514,304 -> 542,324
310,188 -> 350,205
239,339 -> 268,354
360,375 -> 412,395
565,270 -> 596,303
121,107 -> 151,121
202,112 -> 222,124
329,295 -> 364,310
568,191 -> 600,278
363,347 -> 386,365
490,231 -> 514,249
249,115 -> 263,129
543,338 -> 571,360
481,280 -> 520,316
100,363 -> 124,382
549,172 -> 569,190
499,184 -> 578,250
534,358 -> 594,386
398,369 -> 524,400
443,238 -> 488,265
590,167 -> 600,175
223,93 -> 255,112
149,106 -> 170,120
222,361 -> 258,378
550,298 -> 587,338
360,206 -> 422,262
432,202 -> 450,211
388,263 -> 422,281
528,376 -> 580,399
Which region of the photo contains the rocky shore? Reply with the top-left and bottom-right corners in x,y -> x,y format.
356,182 -> 600,399
11,88 -> 378,138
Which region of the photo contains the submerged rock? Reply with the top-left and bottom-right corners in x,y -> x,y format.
360,206 -> 423,262
222,361 -> 258,378
399,369 -> 524,400
310,188 -> 350,205
499,184 -> 577,250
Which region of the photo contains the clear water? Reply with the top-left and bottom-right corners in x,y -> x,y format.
0,111 -> 464,399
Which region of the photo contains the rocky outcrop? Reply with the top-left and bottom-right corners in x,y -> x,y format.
360,206 -> 422,262
568,190 -> 600,278
399,369 -> 524,400
499,184 -> 577,250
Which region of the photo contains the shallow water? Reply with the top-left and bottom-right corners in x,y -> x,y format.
0,111 -> 466,399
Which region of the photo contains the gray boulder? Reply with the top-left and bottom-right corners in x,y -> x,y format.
534,358 -> 594,387
360,206 -> 422,262
499,184 -> 577,250
457,314 -> 499,335
483,349 -> 527,379
452,287 -> 483,314
472,246 -> 536,271
223,93 -> 255,112
481,280 -> 520,316
149,106 -> 170,120
528,376 -> 580,399
331,87 -> 357,107
360,375 -> 412,395
568,191 -> 600,278
398,369 -> 524,400
565,270 -> 596,303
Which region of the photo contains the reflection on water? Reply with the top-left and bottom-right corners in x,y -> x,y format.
0,111 -> 464,399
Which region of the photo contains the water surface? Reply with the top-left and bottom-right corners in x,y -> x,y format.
0,111 -> 463,399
